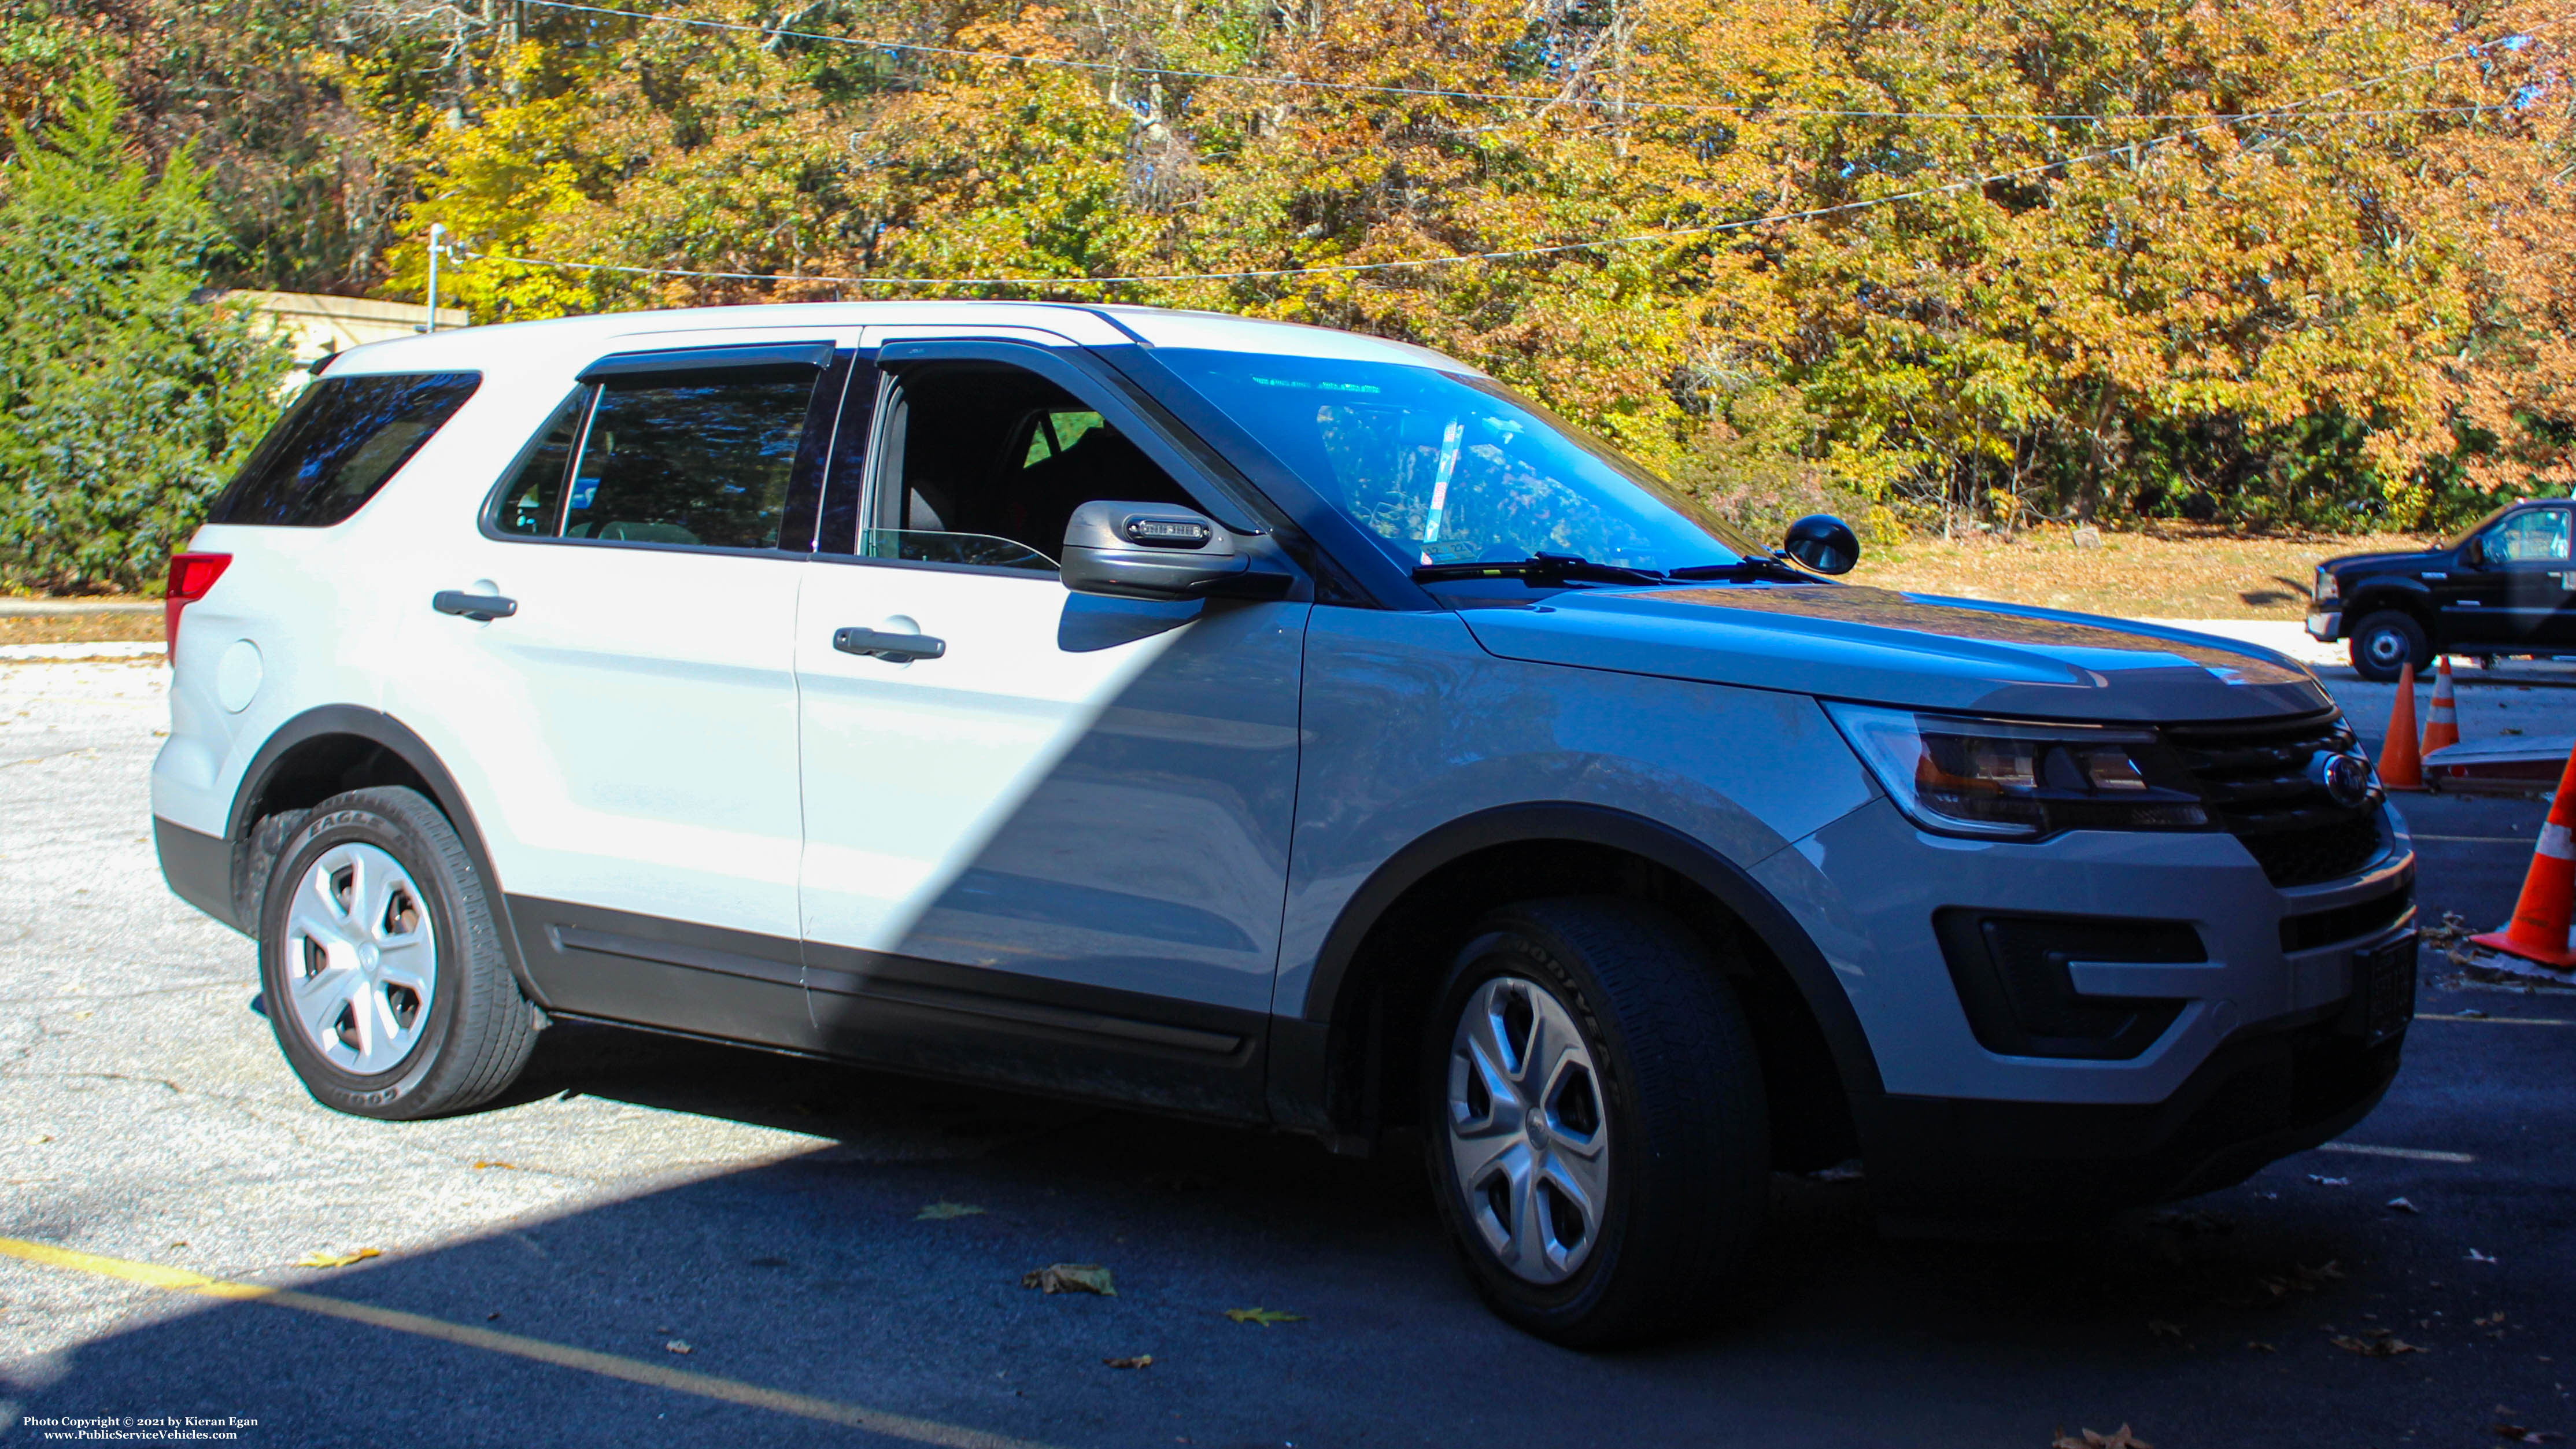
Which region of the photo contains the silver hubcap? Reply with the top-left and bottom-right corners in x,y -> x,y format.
2366,630 -> 2407,666
1445,976 -> 1610,1284
283,844 -> 437,1076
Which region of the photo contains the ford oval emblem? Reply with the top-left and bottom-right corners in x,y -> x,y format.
2316,752 -> 2374,808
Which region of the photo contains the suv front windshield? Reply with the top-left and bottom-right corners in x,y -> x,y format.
1156,349 -> 1762,576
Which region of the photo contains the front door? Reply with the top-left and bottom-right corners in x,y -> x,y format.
792,341 -> 1308,1116
396,337 -> 861,1048
2482,505 -> 2576,650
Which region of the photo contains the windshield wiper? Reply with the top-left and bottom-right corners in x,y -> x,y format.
1663,556 -> 1814,583
1411,552 -> 1820,587
1411,552 -> 1669,586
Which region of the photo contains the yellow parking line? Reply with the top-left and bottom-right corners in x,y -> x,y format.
0,1237 -> 1054,1449
2418,1014 -> 2574,1025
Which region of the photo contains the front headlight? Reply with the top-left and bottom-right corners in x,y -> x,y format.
1824,703 -> 2212,840
2315,569 -> 2340,604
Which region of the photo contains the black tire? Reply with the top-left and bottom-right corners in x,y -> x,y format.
257,786 -> 537,1119
1420,897 -> 1769,1348
2348,609 -> 2430,683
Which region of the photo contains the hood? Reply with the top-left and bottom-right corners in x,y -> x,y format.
2328,547 -> 2451,574
1457,584 -> 2333,723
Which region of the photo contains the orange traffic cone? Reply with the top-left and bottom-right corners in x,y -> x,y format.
2468,742 -> 2576,970
2422,656 -> 2461,756
2377,661 -> 2426,792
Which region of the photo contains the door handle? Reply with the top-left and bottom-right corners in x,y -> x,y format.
833,626 -> 945,662
433,590 -> 518,622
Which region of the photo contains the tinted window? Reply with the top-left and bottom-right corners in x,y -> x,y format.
559,367 -> 817,550
1156,350 -> 1761,574
491,390 -> 588,537
211,372 -> 481,527
863,364 -> 1195,571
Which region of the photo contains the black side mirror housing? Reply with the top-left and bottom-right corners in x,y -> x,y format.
1781,514 -> 1861,575
1062,500 -> 1284,600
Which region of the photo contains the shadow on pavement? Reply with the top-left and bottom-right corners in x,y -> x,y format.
5,1018 -> 2563,1447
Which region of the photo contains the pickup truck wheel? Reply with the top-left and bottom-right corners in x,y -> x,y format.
1422,898 -> 1768,1348
258,786 -> 537,1119
2348,610 -> 2430,683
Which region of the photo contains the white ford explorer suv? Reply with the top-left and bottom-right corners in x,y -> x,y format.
153,302 -> 2415,1345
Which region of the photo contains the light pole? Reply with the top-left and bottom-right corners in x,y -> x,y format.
424,223 -> 449,332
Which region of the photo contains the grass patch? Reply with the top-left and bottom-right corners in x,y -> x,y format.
1,608 -> 161,646
1846,525 -> 2435,619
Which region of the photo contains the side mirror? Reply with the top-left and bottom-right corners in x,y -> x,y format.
1063,500 -> 1269,600
2460,535 -> 2485,568
1781,514 -> 1860,575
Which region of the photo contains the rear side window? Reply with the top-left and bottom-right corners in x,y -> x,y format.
491,366 -> 822,550
210,372 -> 481,527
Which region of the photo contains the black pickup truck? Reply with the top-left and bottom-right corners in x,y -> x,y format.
2311,499 -> 2576,681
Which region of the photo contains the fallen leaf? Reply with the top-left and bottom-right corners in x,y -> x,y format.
1022,1263 -> 1115,1296
294,1248 -> 381,1269
2468,1248 -> 2500,1263
664,1340 -> 693,1355
24,1135 -> 51,1145
2492,1427 -> 2561,1443
2331,1333 -> 2427,1357
918,1202 -> 986,1221
1104,1355 -> 1154,1369
2148,1319 -> 2186,1340
2386,1196 -> 2418,1214
1224,1307 -> 1304,1326
471,1160 -> 519,1171
2050,1426 -> 2154,1449
2477,1312 -> 2509,1328
2307,1175 -> 2351,1187
2246,1341 -> 2275,1353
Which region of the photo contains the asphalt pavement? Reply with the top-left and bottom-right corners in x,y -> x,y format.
1,653 -> 2570,1448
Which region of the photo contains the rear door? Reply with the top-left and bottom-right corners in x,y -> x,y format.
396,335 -> 863,1048
790,338 -> 1309,1116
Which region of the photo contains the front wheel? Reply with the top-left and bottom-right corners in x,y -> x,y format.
258,786 -> 538,1119
1422,899 -> 1769,1347
2348,609 -> 2430,683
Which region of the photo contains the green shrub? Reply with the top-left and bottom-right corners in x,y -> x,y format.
0,73 -> 288,595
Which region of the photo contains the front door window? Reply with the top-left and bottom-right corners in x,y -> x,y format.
2490,508 -> 2571,564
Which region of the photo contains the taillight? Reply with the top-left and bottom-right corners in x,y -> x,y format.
165,552 -> 232,656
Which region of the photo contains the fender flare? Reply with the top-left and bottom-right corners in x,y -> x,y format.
2341,581 -> 2435,620
226,705 -> 540,1001
1285,803 -> 1884,1118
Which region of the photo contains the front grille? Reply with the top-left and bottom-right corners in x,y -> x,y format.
2279,883 -> 2414,953
2168,712 -> 2389,888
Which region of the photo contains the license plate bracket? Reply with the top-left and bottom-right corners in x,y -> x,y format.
2352,932 -> 2419,1046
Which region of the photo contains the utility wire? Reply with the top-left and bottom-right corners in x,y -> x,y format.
518,0 -> 2529,123
456,11 -> 2568,292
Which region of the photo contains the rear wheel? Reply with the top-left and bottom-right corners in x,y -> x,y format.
1421,898 -> 1768,1347
258,786 -> 537,1119
2348,609 -> 2430,683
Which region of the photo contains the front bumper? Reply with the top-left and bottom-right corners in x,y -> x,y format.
1858,1010 -> 2400,1219
1754,794 -> 2413,1209
2306,610 -> 2342,642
